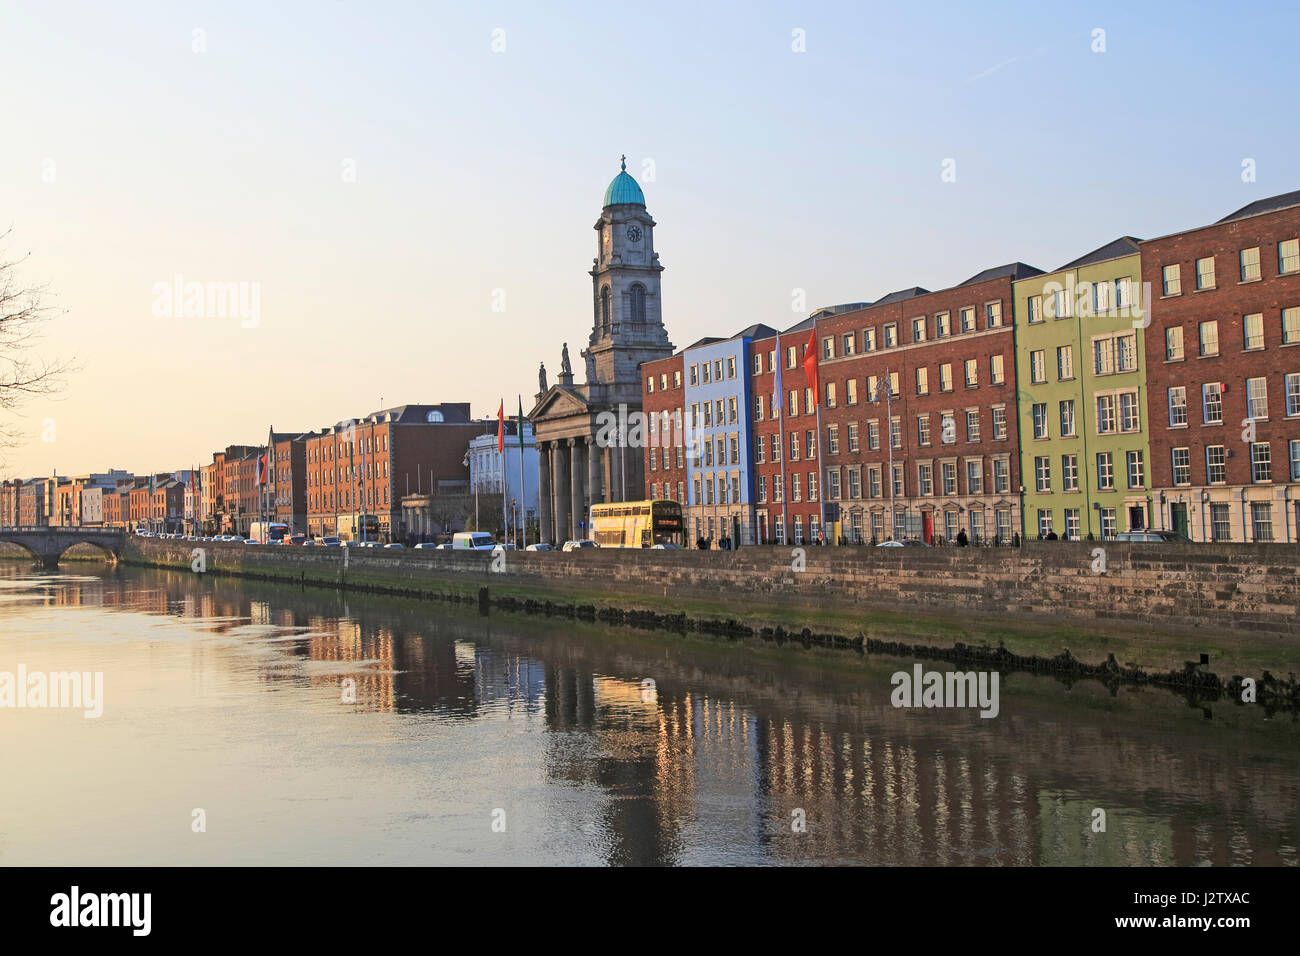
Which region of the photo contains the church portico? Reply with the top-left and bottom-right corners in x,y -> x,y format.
530,158 -> 675,545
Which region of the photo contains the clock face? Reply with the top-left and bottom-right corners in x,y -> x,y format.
626,225 -> 642,243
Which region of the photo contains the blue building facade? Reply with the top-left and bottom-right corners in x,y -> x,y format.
682,325 -> 775,544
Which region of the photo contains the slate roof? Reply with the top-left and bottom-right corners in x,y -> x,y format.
1056,238 -> 1142,271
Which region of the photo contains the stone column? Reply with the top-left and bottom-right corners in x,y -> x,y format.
608,442 -> 622,504
538,442 -> 552,545
554,442 -> 570,544
569,438 -> 584,540
586,436 -> 600,508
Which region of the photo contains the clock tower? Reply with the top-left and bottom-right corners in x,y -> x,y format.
585,156 -> 674,404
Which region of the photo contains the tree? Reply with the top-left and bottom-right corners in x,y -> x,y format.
0,231 -> 75,461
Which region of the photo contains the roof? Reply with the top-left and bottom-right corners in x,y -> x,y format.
730,323 -> 779,340
1216,189 -> 1300,223
683,336 -> 725,351
959,262 -> 1045,285
355,403 -> 473,425
871,287 -> 930,306
1055,238 -> 1141,272
808,303 -> 872,320
602,158 -> 646,207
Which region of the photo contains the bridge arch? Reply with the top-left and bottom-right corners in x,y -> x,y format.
0,529 -> 124,568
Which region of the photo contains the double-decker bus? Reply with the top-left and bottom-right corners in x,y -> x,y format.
588,499 -> 685,548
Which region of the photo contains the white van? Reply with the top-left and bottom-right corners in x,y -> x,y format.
452,531 -> 497,551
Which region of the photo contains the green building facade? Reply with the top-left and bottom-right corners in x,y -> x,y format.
1012,240 -> 1154,540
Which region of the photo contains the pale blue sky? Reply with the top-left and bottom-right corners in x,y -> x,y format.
2,0 -> 1297,475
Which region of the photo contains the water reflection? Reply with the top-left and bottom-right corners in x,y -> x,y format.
0,564 -> 1295,866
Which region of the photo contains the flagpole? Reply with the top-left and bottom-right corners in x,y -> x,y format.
775,330 -> 786,546
810,319 -> 826,545
517,396 -> 526,549
886,367 -> 895,539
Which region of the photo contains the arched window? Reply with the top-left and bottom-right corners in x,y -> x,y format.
600,286 -> 611,330
629,283 -> 647,324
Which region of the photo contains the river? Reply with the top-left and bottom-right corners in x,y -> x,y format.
0,563 -> 1295,866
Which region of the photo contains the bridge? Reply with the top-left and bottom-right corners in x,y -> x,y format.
0,527 -> 125,568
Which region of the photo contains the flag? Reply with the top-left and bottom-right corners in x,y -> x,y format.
802,327 -> 819,403
496,400 -> 505,455
772,336 -> 783,419
517,396 -> 525,452
255,453 -> 266,486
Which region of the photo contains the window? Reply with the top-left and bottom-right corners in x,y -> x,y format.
1062,454 -> 1079,492
827,424 -> 840,455
673,370 -> 681,388
1196,256 -> 1216,289
825,383 -> 836,408
935,312 -> 951,337
1162,263 -> 1182,296
891,462 -> 904,498
1126,450 -> 1144,489
1288,373 -> 1300,417
757,475 -> 767,502
1283,307 -> 1300,345
1200,321 -> 1219,356
702,362 -> 711,384
1168,386 -> 1187,426
1037,510 -> 1053,538
703,402 -> 713,427
1119,392 -> 1140,432
1246,376 -> 1268,420
1055,345 -> 1073,380
1093,279 -> 1111,313
1244,313 -> 1265,351
771,433 -> 781,462
1034,456 -> 1051,492
1251,502 -> 1274,542
890,417 -> 902,449
964,359 -> 978,387
789,431 -> 799,461
646,376 -> 655,393
790,475 -> 803,503
1052,287 -> 1073,319
966,460 -> 983,494
846,378 -> 858,405
1032,403 -> 1049,440
918,463 -> 933,496
867,375 -> 880,402
1240,247 -> 1261,282
868,467 -> 881,498
1059,399 -> 1076,437
1210,503 -> 1231,541
728,396 -> 739,423
1096,452 -> 1114,490
1291,439 -> 1300,481
714,359 -> 724,381
787,389 -> 798,417
755,434 -> 765,463
889,371 -> 900,397
1116,277 -> 1132,310
822,337 -> 834,360
730,434 -> 739,465
1027,295 -> 1043,324
942,462 -> 957,495
847,424 -> 859,452
939,364 -> 953,392
868,421 -> 880,451
990,354 -> 1005,384
1206,445 -> 1227,484
1166,326 -> 1184,361
965,410 -> 980,442
727,356 -> 736,378
1096,394 -> 1117,434
916,367 -> 929,395
804,387 -> 815,414
1100,507 -> 1117,539
1202,383 -> 1224,424
1172,447 -> 1191,486
1064,509 -> 1080,541
806,429 -> 816,460
986,301 -> 1003,328
755,394 -> 765,420
842,333 -> 856,356
993,458 -> 1010,493
1030,350 -> 1045,384
992,406 -> 1007,440
828,470 -> 841,500
917,416 -> 931,446
1280,239 -> 1300,275
849,469 -> 861,499
1250,442 -> 1271,482
753,353 -> 762,375
940,414 -> 955,444
912,317 -> 926,343
863,328 -> 876,352
786,346 -> 797,369
960,307 -> 976,333
883,324 -> 898,348
689,365 -> 699,386
774,475 -> 783,502
768,350 -> 776,372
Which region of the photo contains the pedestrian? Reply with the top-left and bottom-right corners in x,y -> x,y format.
956,528 -> 968,547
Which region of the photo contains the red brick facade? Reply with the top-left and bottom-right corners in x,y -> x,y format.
642,353 -> 686,504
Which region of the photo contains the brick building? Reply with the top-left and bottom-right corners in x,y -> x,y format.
1140,190 -> 1300,542
641,351 -> 686,509
305,404 -> 480,542
269,431 -> 308,532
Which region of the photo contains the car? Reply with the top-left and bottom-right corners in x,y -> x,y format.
437,543 -> 454,550
300,540 -> 316,547
244,539 -> 261,545
562,539 -> 598,551
318,536 -> 341,547
876,540 -> 904,548
525,543 -> 554,552
284,534 -> 307,546
650,542 -> 683,549
383,543 -> 404,549
413,542 -> 441,550
1112,530 -> 1192,543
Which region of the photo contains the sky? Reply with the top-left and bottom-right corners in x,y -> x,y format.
2,0 -> 1298,478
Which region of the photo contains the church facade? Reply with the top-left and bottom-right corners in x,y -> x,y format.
529,159 -> 675,544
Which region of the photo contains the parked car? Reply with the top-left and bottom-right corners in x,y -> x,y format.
317,536 -> 341,547
384,543 -> 404,549
413,542 -> 440,550
1112,530 -> 1192,543
650,542 -> 683,549
525,543 -> 554,552
562,539 -> 598,551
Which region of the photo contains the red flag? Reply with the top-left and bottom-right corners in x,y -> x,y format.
497,400 -> 505,455
802,328 -> 819,402
255,453 -> 267,486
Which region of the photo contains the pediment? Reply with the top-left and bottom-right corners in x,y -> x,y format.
529,385 -> 593,421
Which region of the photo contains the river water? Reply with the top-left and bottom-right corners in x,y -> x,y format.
0,562 -> 1295,866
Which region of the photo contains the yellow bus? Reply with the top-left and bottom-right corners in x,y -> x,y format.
588,499 -> 685,548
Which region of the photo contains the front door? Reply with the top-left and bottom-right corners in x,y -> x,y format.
1171,503 -> 1189,539
1128,505 -> 1145,531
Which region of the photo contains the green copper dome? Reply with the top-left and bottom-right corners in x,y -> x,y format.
602,156 -> 645,207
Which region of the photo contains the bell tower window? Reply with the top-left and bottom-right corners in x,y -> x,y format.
629,283 -> 646,324
600,286 -> 611,331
